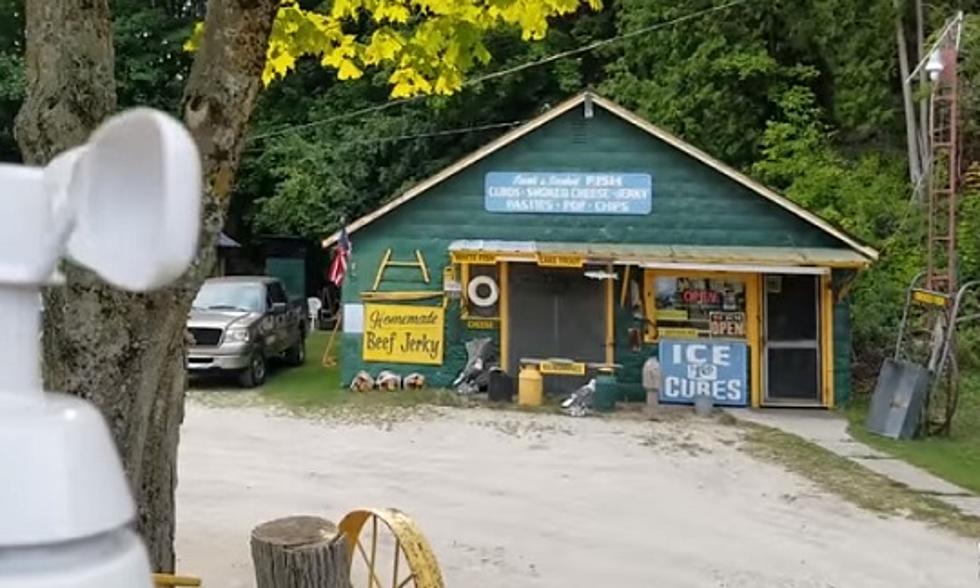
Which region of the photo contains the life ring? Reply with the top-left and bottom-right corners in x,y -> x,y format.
467,275 -> 499,307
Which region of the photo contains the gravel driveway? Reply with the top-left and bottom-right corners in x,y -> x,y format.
176,398 -> 977,587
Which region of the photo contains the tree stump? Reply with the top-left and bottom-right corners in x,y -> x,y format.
251,516 -> 350,588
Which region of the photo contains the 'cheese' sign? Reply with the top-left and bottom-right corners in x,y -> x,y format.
659,339 -> 748,407
362,304 -> 444,365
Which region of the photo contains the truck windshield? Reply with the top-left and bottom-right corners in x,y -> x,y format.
193,283 -> 265,312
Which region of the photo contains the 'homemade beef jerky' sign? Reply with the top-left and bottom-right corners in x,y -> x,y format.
484,172 -> 652,215
363,304 -> 444,365
659,339 -> 747,407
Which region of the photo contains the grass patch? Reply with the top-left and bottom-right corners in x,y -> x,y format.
843,376 -> 980,494
258,330 -> 463,415
260,330 -> 345,407
743,423 -> 980,538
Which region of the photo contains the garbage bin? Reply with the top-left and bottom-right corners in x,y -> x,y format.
593,368 -> 618,412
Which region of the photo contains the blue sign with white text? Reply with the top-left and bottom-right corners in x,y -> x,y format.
659,339 -> 748,407
484,172 -> 652,215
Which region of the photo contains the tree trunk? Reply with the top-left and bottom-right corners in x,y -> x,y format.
251,516 -> 351,588
15,0 -> 280,571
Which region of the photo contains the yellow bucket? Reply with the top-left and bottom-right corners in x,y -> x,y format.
518,364 -> 543,407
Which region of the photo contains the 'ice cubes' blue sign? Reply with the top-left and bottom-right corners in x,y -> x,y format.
659,339 -> 748,407
484,172 -> 652,215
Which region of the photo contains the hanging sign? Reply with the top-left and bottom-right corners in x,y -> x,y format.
485,172 -> 652,215
659,339 -> 748,407
363,304 -> 445,365
709,311 -> 746,338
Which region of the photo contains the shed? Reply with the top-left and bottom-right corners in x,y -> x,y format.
323,92 -> 876,408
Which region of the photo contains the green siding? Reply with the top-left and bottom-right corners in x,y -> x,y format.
342,106 -> 855,386
833,302 -> 853,406
831,270 -> 854,405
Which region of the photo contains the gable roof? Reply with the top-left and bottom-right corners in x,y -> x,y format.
322,91 -> 878,261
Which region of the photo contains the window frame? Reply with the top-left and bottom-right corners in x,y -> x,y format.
642,269 -> 754,343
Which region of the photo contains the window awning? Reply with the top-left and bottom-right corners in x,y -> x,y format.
448,240 -> 870,272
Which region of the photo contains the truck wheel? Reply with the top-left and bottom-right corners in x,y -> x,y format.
238,352 -> 266,388
285,336 -> 306,367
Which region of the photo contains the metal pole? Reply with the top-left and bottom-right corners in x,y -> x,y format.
895,2 -> 922,186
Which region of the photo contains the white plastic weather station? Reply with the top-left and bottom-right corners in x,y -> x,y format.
0,109 -> 201,588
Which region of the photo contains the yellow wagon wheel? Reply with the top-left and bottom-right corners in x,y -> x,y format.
338,508 -> 444,588
152,573 -> 201,587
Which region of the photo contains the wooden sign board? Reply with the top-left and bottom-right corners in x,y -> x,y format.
536,253 -> 584,268
362,304 -> 444,365
451,251 -> 498,265
657,327 -> 701,339
539,360 -> 586,376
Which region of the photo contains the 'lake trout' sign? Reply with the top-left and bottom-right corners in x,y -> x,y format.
363,304 -> 444,365
484,172 -> 652,215
659,339 -> 748,407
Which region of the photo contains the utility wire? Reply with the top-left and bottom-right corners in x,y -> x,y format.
243,119 -> 525,153
247,0 -> 748,143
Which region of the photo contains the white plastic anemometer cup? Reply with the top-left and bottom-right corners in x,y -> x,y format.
66,108 -> 202,291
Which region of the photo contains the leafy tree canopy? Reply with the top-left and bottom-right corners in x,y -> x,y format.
186,0 -> 602,97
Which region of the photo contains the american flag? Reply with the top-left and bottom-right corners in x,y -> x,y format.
328,226 -> 351,286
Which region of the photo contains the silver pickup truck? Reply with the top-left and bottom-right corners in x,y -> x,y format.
186,276 -> 307,387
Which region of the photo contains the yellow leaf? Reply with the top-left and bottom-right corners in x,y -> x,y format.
183,21 -> 205,52
244,0 -> 605,96
337,59 -> 364,80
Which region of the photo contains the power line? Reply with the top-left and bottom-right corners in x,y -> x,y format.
247,0 -> 748,143
243,119 -> 525,153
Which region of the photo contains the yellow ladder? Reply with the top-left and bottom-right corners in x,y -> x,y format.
372,248 -> 430,290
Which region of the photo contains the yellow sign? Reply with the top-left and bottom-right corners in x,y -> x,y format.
451,251 -> 498,264
539,360 -> 586,376
363,304 -> 445,365
657,327 -> 701,339
536,253 -> 584,268
912,289 -> 948,308
465,319 -> 497,330
656,309 -> 689,320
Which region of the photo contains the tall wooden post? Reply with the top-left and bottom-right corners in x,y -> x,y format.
251,516 -> 350,588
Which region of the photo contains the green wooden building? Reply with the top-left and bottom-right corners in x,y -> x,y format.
323,92 -> 877,408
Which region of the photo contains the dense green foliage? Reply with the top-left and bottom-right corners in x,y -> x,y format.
1,0 -> 979,394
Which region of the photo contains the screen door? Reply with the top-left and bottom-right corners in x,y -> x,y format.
764,274 -> 821,404
508,264 -> 606,394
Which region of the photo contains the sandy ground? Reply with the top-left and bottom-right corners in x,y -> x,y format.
176,399 -> 978,587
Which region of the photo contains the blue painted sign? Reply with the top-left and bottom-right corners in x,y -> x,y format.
484,172 -> 652,215
659,339 -> 748,407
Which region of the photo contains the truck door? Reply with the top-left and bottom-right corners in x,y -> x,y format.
268,282 -> 290,353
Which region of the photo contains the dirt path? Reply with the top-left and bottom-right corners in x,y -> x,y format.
176,400 -> 977,587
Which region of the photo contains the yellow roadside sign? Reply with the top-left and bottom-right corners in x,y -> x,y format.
912,289 -> 948,308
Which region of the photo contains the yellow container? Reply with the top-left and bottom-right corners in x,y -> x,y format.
518,364 -> 544,407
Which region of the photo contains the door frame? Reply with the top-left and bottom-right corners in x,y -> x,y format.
501,261 -> 610,374
762,274 -> 824,406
